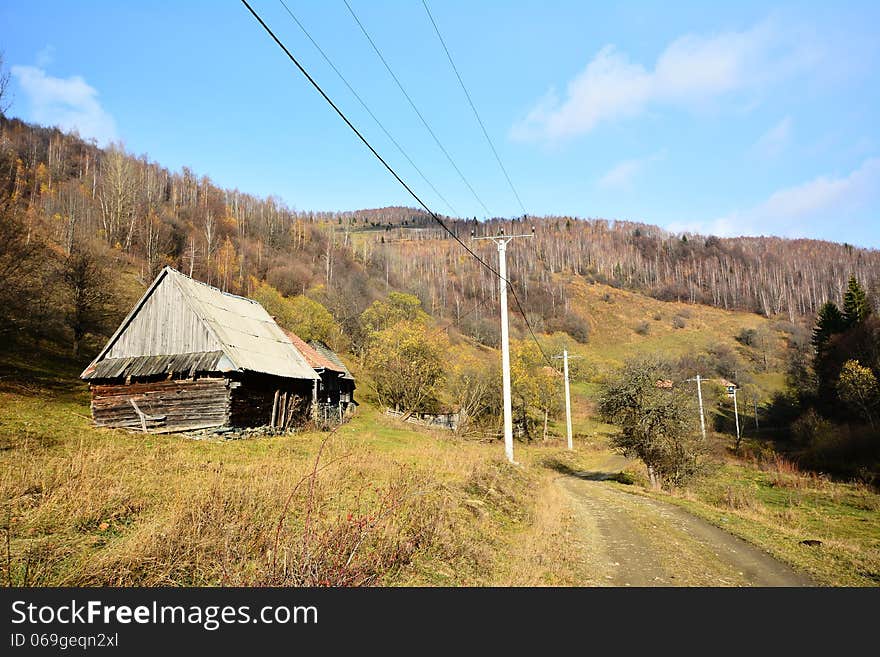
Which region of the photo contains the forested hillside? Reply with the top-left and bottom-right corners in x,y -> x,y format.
2,115 -> 879,357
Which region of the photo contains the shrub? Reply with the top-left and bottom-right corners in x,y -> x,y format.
634,321 -> 650,336
548,311 -> 590,344
791,409 -> 836,448
707,343 -> 742,380
598,357 -> 705,489
672,316 -> 686,329
736,328 -> 759,346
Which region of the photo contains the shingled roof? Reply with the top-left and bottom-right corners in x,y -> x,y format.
82,267 -> 318,381
309,341 -> 354,381
283,330 -> 344,373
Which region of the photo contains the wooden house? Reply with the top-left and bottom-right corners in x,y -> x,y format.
284,331 -> 357,422
81,267 -> 319,433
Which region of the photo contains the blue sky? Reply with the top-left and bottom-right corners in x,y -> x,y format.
2,1 -> 879,247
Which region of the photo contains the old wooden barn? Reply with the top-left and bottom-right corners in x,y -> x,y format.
284,331 -> 357,423
81,266 -> 320,433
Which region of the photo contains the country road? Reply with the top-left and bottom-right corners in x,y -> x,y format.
554,456 -> 814,587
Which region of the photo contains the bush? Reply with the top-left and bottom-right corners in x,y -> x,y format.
736,328 -> 759,346
634,321 -> 650,336
672,316 -> 686,329
598,357 -> 706,489
708,343 -> 741,380
548,311 -> 590,344
791,409 -> 837,448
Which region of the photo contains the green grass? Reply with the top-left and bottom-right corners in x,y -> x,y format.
628,452 -> 880,586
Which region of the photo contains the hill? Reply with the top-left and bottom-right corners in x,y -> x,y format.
2,115 -> 879,361
1,116 -> 879,587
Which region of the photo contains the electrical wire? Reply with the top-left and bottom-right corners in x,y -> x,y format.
240,0 -> 557,371
341,0 -> 492,218
421,0 -> 527,216
277,0 -> 459,217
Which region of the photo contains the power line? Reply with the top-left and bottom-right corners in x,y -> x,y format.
421,0 -> 527,216
341,0 -> 492,218
427,294 -> 495,338
240,0 -> 556,372
277,0 -> 459,217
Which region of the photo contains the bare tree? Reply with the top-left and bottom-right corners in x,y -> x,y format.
0,52 -> 12,116
97,145 -> 137,248
58,245 -> 115,358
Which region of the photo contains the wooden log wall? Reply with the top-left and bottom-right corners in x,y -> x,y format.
90,377 -> 230,433
228,375 -> 313,429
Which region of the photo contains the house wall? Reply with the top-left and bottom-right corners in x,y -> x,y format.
90,377 -> 231,433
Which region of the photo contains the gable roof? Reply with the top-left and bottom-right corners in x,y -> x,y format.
82,267 -> 318,381
282,330 -> 344,373
309,341 -> 354,382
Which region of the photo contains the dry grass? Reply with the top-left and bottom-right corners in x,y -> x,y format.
0,354 -> 583,587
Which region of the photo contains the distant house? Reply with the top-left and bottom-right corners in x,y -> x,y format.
81,267 -> 319,433
284,331 -> 357,423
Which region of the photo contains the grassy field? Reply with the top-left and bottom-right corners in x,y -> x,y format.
0,352 -> 588,587
641,451 -> 880,586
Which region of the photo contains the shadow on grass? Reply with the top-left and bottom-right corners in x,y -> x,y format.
0,347 -> 89,401
542,457 -> 635,484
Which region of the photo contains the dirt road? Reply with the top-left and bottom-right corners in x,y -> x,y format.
556,456 -> 814,586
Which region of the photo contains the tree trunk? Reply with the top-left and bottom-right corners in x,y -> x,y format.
647,465 -> 659,490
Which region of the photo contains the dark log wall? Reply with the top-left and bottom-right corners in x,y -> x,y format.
229,374 -> 313,429
318,372 -> 355,405
90,377 -> 230,432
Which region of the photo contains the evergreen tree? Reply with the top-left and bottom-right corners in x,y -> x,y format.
812,301 -> 846,353
843,275 -> 871,327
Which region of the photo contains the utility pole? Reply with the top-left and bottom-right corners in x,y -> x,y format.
553,348 -> 583,450
732,386 -> 741,447
686,374 -> 707,440
753,395 -> 760,433
472,225 -> 534,464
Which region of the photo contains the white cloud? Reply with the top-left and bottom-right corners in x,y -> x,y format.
11,65 -> 117,145
667,157 -> 880,238
753,116 -> 792,159
597,152 -> 664,190
512,19 -> 813,143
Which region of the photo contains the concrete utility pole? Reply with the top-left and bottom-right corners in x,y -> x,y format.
686,374 -> 707,440
553,348 -> 582,450
732,386 -> 741,445
753,396 -> 760,433
473,226 -> 534,464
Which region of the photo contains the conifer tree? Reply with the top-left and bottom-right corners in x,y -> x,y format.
812,301 -> 846,353
843,275 -> 871,327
